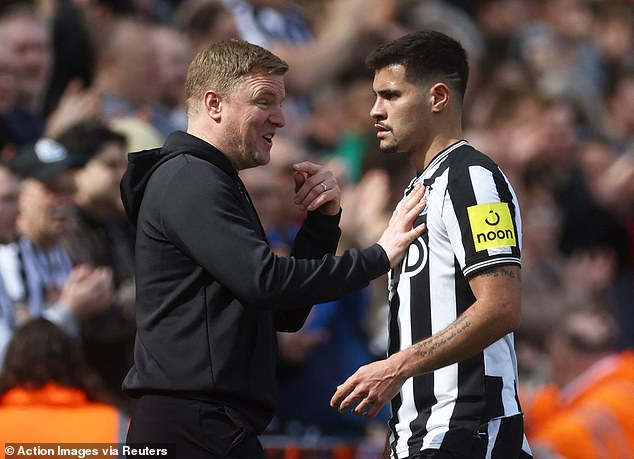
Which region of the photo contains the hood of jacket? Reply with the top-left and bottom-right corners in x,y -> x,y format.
120,131 -> 238,225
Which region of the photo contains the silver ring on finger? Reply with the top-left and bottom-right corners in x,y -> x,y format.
321,182 -> 328,192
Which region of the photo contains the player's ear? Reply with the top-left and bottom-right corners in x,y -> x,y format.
204,90 -> 223,121
429,83 -> 450,113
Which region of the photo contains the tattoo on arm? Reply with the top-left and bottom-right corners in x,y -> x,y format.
477,266 -> 521,280
408,267 -> 519,372
412,314 -> 472,367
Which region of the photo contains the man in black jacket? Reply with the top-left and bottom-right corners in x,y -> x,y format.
120,38 -> 426,458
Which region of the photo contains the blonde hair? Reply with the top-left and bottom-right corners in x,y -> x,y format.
185,38 -> 288,113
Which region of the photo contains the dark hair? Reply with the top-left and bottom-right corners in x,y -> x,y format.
366,30 -> 469,101
0,318 -> 111,403
56,120 -> 127,160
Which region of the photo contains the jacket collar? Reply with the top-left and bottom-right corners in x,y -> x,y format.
163,131 -> 237,178
121,131 -> 238,225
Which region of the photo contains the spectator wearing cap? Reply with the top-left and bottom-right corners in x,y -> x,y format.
0,137 -> 113,351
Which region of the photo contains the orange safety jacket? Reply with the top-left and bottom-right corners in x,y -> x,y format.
0,382 -> 128,452
525,351 -> 634,459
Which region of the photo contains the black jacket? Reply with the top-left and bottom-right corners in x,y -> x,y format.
120,131 -> 389,432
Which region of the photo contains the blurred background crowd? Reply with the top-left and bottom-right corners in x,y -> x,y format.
0,0 -> 633,457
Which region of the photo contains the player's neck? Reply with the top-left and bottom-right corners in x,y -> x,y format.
412,135 -> 463,173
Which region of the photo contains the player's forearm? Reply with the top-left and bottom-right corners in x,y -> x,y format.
389,297 -> 520,379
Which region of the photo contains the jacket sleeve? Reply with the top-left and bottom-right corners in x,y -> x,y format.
159,160 -> 390,313
274,210 -> 340,332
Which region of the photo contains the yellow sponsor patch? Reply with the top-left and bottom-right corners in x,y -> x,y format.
467,202 -> 517,251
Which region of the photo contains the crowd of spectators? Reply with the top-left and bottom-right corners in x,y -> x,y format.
0,0 -> 633,457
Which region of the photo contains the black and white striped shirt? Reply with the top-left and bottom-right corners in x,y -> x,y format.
387,140 -> 525,458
